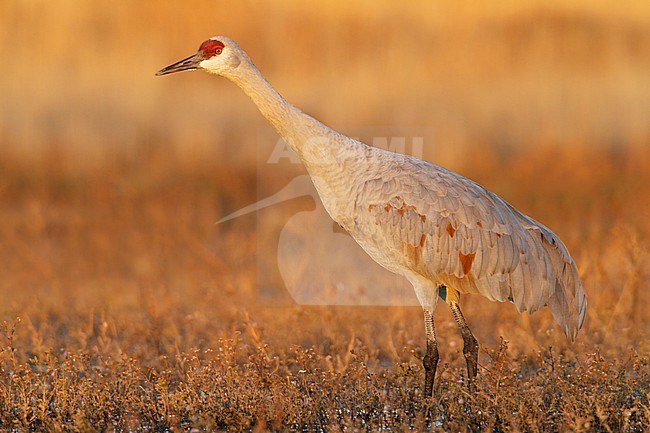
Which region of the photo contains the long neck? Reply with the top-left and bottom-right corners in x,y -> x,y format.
226,57 -> 361,164
229,61 -> 301,140
225,56 -> 370,226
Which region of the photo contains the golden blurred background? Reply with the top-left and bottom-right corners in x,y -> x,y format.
0,1 -> 649,428
1,0 -> 649,314
1,0 -> 649,357
1,0 -> 650,343
1,0 -> 648,167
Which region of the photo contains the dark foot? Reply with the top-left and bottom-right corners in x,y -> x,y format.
463,333 -> 478,391
422,340 -> 439,397
449,300 -> 479,392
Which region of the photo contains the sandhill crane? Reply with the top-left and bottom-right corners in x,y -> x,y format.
157,36 -> 587,396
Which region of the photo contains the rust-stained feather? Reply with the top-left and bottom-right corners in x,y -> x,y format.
446,222 -> 456,238
459,251 -> 476,275
356,154 -> 585,340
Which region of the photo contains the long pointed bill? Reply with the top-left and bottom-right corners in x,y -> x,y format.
156,52 -> 203,76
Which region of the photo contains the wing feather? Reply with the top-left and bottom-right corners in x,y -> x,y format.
353,151 -> 586,338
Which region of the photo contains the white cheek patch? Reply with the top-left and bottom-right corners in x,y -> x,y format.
198,59 -> 212,69
200,53 -> 241,72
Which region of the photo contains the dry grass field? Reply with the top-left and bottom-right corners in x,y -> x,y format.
1,1 -> 649,431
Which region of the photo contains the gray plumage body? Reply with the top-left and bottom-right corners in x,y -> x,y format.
157,36 -> 587,395
282,119 -> 585,340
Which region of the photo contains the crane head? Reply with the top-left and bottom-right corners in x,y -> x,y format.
156,36 -> 242,77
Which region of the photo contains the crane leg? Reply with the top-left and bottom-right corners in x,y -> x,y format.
422,307 -> 439,398
449,300 -> 478,391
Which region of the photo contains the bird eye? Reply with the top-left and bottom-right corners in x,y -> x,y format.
199,40 -> 225,58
